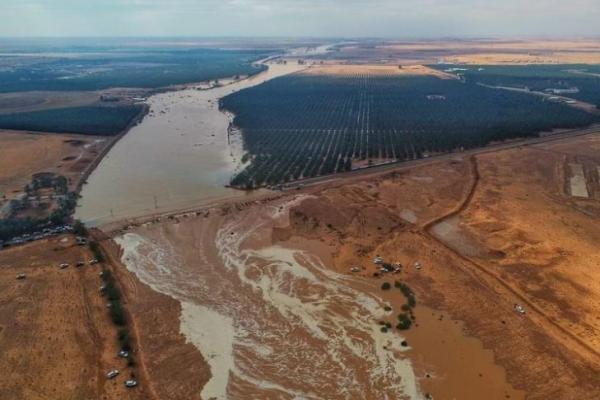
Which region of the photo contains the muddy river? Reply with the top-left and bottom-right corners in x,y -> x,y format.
76,63 -> 304,226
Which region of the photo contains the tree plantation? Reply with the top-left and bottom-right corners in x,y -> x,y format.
221,73 -> 598,188
0,105 -> 145,135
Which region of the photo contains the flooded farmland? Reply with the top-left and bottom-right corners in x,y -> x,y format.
76,63 -> 305,226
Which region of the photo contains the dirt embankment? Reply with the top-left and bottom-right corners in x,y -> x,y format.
0,235 -> 149,400
273,132 -> 600,399
95,234 -> 210,400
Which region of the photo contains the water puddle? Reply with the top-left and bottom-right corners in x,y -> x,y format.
430,216 -> 485,258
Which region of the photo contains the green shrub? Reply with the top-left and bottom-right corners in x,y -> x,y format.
73,220 -> 87,237
90,241 -> 105,263
110,301 -> 127,326
381,282 -> 391,290
396,313 -> 412,330
396,282 -> 417,308
118,328 -> 132,351
105,281 -> 121,302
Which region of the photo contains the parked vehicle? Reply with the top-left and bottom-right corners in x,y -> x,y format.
106,369 -> 119,379
124,379 -> 138,388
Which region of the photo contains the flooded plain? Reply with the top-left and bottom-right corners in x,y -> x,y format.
115,196 -> 422,399
76,62 -> 305,226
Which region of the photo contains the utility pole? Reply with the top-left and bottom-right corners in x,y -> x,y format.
153,195 -> 158,210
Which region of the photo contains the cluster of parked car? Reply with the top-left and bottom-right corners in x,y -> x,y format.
105,369 -> 138,388
0,225 -> 74,249
105,350 -> 138,388
59,258 -> 99,270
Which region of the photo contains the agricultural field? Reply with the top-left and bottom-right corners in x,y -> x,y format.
0,47 -> 270,93
221,70 -> 599,188
434,64 -> 600,107
0,105 -> 145,136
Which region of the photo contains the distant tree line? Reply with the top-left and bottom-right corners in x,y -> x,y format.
0,49 -> 271,92
0,192 -> 77,242
0,105 -> 144,136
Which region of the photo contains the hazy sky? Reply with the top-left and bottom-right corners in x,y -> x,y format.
2,0 -> 600,38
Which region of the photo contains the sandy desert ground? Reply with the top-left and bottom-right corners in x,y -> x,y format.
301,64 -> 457,79
321,39 -> 600,65
0,235 -> 149,400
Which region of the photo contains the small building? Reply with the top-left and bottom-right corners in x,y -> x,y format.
544,87 -> 579,95
427,94 -> 446,100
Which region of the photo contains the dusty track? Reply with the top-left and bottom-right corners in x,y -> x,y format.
422,155 -> 480,230
91,230 -> 160,400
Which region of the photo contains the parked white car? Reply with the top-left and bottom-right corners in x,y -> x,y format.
106,369 -> 119,379
124,379 -> 138,388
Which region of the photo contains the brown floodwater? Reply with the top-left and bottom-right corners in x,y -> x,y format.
116,196 -> 422,399
76,63 -> 305,226
115,194 -> 524,400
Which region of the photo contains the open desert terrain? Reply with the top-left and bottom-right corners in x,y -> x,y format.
318,39 -> 600,65
0,235 -> 149,400
301,64 -> 457,79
